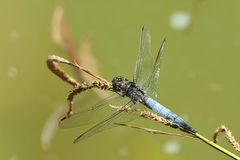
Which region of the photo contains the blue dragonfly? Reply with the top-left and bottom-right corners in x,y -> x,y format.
59,26 -> 196,143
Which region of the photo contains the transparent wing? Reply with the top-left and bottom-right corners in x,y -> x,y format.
73,102 -> 140,143
133,26 -> 154,85
59,94 -> 121,128
143,38 -> 166,99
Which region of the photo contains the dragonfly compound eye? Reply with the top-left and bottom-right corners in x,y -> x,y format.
112,76 -> 125,89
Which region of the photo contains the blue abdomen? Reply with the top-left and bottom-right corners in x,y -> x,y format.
145,97 -> 196,133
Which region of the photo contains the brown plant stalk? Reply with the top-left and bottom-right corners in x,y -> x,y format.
213,125 -> 240,152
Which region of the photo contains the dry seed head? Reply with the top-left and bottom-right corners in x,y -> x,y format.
140,110 -> 174,127
213,125 -> 240,151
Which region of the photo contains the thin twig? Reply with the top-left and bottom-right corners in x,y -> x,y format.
140,110 -> 177,128
66,80 -> 112,116
47,55 -> 80,86
47,55 -> 113,116
115,123 -> 194,138
213,125 -> 240,151
47,55 -> 111,86
194,133 -> 240,160
138,110 -> 240,160
52,6 -> 82,77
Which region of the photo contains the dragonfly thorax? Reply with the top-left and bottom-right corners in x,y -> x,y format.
112,76 -> 146,103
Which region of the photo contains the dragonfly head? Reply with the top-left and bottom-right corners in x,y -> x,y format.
112,76 -> 127,91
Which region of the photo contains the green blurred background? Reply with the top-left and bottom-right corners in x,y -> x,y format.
1,0 -> 240,160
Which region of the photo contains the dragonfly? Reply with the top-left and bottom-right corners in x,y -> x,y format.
58,26 -> 196,143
